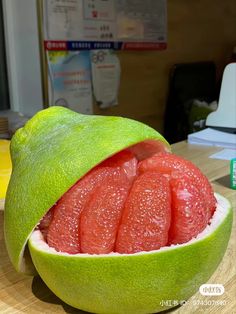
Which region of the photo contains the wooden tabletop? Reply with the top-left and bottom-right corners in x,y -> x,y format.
0,141 -> 235,314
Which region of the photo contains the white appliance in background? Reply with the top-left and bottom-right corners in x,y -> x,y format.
206,63 -> 236,132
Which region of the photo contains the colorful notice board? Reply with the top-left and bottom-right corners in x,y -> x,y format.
43,0 -> 167,51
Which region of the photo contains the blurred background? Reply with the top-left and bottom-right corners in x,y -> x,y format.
0,0 -> 236,143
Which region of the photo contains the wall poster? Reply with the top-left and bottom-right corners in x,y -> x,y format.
47,50 -> 93,114
43,0 -> 167,51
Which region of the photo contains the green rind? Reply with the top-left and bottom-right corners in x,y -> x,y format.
4,106 -> 170,274
28,196 -> 233,314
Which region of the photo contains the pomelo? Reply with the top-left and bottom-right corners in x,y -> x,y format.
40,149 -> 216,255
4,106 -> 233,313
4,106 -> 169,273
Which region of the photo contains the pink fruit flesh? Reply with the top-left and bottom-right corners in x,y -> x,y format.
43,151 -> 138,254
38,209 -> 54,239
46,167 -> 117,254
169,175 -> 210,244
100,150 -> 138,181
80,171 -> 131,254
115,171 -> 171,254
39,150 -> 216,254
138,152 -> 216,245
139,152 -> 216,217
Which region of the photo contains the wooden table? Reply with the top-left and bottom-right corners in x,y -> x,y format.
0,141 -> 235,313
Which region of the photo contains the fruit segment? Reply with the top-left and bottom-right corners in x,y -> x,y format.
169,175 -> 210,244
138,152 -> 216,217
46,167 -> 117,254
139,152 -> 216,244
80,171 -> 131,254
115,171 -> 171,254
42,151 -> 138,254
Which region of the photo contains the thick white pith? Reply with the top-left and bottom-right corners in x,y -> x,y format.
29,193 -> 230,258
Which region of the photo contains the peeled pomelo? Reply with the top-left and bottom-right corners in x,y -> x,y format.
29,193 -> 232,314
41,150 -> 216,256
4,106 -> 233,313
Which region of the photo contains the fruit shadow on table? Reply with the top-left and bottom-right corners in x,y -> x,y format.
32,276 -> 90,313
32,275 -> 181,314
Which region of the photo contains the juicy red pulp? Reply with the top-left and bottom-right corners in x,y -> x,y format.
38,151 -> 216,254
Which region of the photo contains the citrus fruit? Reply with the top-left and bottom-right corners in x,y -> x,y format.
4,106 -> 169,273
39,148 -> 217,255
40,150 -> 215,255
4,106 -> 232,314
